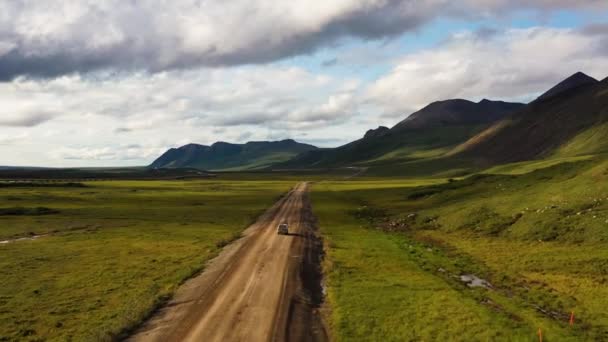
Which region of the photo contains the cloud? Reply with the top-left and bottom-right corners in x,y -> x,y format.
366,26 -> 608,117
0,65 -> 354,129
580,23 -> 608,36
237,131 -> 254,142
297,137 -> 347,146
2,1 -> 607,167
0,109 -> 55,127
287,92 -> 356,125
322,58 -> 338,67
462,0 -> 606,12
0,64 -> 365,165
52,147 -> 117,160
51,144 -> 165,161
0,132 -> 29,145
0,1 -> 432,80
1,0 -> 605,79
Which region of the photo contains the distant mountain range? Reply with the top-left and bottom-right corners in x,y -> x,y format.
150,71 -> 607,172
453,72 -> 608,163
275,99 -> 524,169
534,72 -> 598,102
392,99 -> 524,130
149,139 -> 317,171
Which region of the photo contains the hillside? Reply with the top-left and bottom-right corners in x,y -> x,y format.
453,72 -> 607,163
150,139 -> 317,171
535,71 -> 598,101
314,155 -> 608,341
278,99 -> 523,169
392,99 -> 524,130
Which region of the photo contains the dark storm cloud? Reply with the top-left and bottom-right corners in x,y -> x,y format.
0,0 -> 435,80
0,0 -> 605,80
0,47 -> 112,81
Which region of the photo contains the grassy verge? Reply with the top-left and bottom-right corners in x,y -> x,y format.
312,157 -> 608,341
314,185 -> 532,341
0,179 -> 292,341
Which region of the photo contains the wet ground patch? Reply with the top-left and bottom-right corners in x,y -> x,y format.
0,207 -> 59,216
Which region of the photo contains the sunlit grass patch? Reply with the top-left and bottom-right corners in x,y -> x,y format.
0,179 -> 292,341
313,157 -> 608,340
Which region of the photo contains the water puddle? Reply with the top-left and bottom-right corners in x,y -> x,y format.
459,274 -> 493,289
0,234 -> 48,245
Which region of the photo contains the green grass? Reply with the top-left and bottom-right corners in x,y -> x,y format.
482,156 -> 594,175
314,186 -> 534,341
218,152 -> 300,171
312,156 -> 608,341
280,125 -> 486,174
0,179 -> 292,341
554,122 -> 608,157
4,153 -> 608,341
361,125 -> 485,165
176,142 -> 316,171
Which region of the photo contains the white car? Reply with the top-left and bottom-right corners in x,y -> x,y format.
277,223 -> 289,235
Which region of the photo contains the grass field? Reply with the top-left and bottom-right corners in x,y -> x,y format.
3,155 -> 608,341
312,156 -> 608,341
0,179 -> 292,341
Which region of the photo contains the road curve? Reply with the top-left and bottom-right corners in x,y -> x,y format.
128,182 -> 326,342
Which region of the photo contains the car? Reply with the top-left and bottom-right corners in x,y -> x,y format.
277,223 -> 289,235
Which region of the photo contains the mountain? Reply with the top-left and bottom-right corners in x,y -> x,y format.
151,143 -> 210,169
278,99 -> 524,169
535,72 -> 598,102
150,139 -> 317,171
392,99 -> 524,130
152,72 -> 606,172
453,72 -> 607,163
363,126 -> 389,139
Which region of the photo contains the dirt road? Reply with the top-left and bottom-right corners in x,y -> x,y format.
128,182 -> 327,342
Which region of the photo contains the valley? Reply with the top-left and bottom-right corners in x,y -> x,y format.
3,3 -> 608,341
0,179 -> 293,340
2,72 -> 608,341
313,157 -> 608,340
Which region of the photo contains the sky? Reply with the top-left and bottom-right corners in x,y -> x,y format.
1,1 -> 608,167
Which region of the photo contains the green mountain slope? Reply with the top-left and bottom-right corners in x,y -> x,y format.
313,153 -> 608,341
149,139 -> 317,171
453,72 -> 607,163
279,99 -> 523,169
536,71 -> 598,101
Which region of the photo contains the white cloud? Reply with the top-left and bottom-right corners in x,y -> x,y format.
367,26 -> 608,117
288,92 -> 357,125
51,144 -> 165,161
0,65 -> 355,127
0,109 -> 55,127
1,2 -> 607,166
0,132 -> 29,145
0,65 -> 365,166
51,147 -> 117,160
